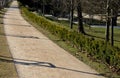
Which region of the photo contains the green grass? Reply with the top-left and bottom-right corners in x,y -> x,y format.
85,27 -> 120,48
0,9 -> 18,78
47,18 -> 120,48
22,11 -> 120,78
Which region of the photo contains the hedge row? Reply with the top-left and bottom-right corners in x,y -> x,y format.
22,7 -> 120,74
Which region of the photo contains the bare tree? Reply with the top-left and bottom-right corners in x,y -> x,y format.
105,0 -> 111,43
110,0 -> 120,46
70,0 -> 74,29
76,0 -> 85,34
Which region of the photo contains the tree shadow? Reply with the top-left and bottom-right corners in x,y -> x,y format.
4,17 -> 25,21
0,33 -> 39,39
83,18 -> 106,26
85,33 -> 105,40
5,34 -> 40,39
6,34 -> 61,41
0,55 -> 105,77
0,11 -> 5,15
5,12 -> 20,16
0,33 -> 61,41
9,7 -> 19,10
0,55 -> 55,68
85,33 -> 120,43
4,23 -> 32,27
4,12 -> 20,16
10,6 -> 19,9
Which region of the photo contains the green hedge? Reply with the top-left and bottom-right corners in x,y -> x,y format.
22,7 -> 120,74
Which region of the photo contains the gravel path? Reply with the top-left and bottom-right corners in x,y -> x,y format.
4,1 -> 105,78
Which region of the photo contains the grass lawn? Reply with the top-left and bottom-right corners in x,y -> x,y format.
0,9 -> 18,78
51,19 -> 120,48
85,27 -> 120,47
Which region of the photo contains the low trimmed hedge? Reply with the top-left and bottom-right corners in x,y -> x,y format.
22,7 -> 120,74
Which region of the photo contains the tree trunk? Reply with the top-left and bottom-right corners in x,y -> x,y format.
111,8 -> 118,46
105,0 -> 111,43
112,8 -> 118,26
77,2 -> 85,34
42,0 -> 45,16
70,0 -> 74,29
111,15 -> 114,46
112,16 -> 117,26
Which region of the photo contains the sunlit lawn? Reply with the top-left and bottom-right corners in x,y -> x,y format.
52,19 -> 120,48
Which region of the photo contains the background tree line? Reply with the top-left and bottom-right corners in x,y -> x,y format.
18,0 -> 120,28
18,0 -> 120,46
0,0 -> 12,9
